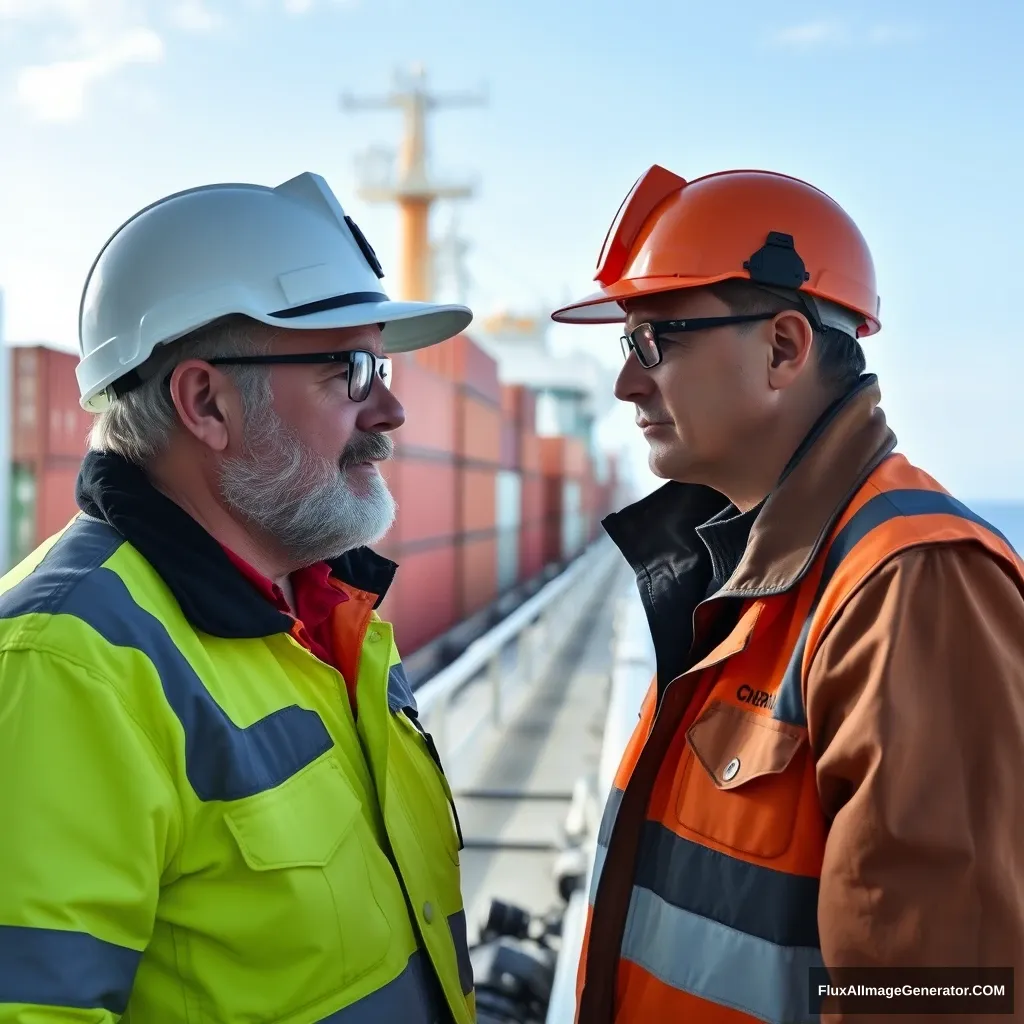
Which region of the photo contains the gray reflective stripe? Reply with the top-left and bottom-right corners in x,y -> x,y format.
387,661 -> 417,714
0,516 -> 333,801
589,842 -> 608,904
774,488 -> 1017,727
623,886 -> 823,1024
588,786 -> 623,904
635,821 -> 819,948
0,925 -> 141,1013
447,909 -> 474,996
316,950 -> 447,1023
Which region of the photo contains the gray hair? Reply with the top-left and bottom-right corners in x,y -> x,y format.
88,315 -> 274,465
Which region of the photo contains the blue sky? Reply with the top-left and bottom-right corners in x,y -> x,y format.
0,0 -> 1021,499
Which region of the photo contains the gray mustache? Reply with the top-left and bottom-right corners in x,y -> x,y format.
339,432 -> 393,468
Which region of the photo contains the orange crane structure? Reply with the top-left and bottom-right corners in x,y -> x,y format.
340,65 -> 486,302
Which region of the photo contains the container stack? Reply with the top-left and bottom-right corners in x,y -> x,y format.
10,346 -> 93,565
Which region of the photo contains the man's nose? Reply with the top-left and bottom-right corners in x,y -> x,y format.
614,352 -> 656,404
357,377 -> 406,433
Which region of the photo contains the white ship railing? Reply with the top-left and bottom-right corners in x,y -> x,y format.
415,536 -> 622,767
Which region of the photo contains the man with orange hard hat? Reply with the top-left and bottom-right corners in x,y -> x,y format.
552,165 -> 1024,1022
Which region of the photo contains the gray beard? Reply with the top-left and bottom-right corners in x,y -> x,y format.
219,409 -> 397,567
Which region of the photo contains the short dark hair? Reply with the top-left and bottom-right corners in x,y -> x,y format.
708,279 -> 866,392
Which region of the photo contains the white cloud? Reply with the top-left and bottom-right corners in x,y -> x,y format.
169,0 -> 224,32
768,19 -> 922,49
282,0 -> 357,13
16,27 -> 163,121
770,20 -> 846,47
868,23 -> 922,45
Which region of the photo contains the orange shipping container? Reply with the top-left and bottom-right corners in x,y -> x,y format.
458,536 -> 498,618
520,434 -> 542,474
391,354 -> 457,456
457,393 -> 501,465
459,467 -> 497,535
539,436 -> 589,480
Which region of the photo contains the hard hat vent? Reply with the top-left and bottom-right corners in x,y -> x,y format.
743,232 -> 812,291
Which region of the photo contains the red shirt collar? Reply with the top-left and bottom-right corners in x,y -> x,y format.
219,545 -> 348,633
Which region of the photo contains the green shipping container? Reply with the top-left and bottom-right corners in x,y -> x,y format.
9,463 -> 36,569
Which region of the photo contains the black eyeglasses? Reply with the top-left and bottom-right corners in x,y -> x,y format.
205,350 -> 392,403
620,314 -> 777,369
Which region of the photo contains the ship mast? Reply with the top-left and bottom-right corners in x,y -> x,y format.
341,65 -> 485,301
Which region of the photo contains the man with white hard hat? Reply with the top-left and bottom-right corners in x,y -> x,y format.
0,173 -> 476,1023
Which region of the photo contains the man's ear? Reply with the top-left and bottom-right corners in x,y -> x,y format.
169,361 -> 239,453
766,309 -> 815,390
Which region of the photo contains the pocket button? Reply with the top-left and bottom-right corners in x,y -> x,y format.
723,757 -> 741,782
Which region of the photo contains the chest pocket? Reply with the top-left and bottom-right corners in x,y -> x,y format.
223,754 -> 393,997
675,700 -> 807,860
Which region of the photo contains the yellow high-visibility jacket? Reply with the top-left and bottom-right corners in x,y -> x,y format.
0,451 -> 474,1023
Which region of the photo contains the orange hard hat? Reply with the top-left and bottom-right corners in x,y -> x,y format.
551,165 -> 880,337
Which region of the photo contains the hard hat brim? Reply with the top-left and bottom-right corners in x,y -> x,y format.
551,275 -> 881,335
253,298 -> 473,352
551,275 -> 735,325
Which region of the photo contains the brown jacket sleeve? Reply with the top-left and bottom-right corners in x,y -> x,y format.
806,542 -> 1024,1021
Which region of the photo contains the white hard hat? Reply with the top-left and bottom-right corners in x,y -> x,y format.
76,171 -> 473,411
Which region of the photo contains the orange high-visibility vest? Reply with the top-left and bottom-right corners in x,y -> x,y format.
576,453 -> 1022,1023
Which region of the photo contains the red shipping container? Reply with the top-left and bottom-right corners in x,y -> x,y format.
500,384 -> 536,431
379,544 -> 459,653
499,421 -> 520,471
412,334 -> 501,406
457,393 -> 501,465
13,346 -> 93,463
459,467 -> 497,535
380,455 -> 457,549
539,436 -> 589,480
458,536 -> 497,618
519,473 -> 544,530
518,523 -> 546,580
391,355 -> 457,457
520,433 -> 542,474
38,460 -> 82,539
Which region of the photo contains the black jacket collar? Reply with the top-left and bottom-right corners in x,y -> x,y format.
75,450 -> 398,639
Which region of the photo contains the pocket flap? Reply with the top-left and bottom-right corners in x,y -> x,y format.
224,755 -> 359,870
686,701 -> 805,791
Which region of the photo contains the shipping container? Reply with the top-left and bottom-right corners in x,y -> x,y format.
379,544 -> 459,654
520,433 -> 542,474
379,455 -> 458,549
390,355 -> 457,456
457,535 -> 498,618
499,420 -> 521,471
9,463 -> 36,566
7,457 -> 85,569
500,384 -> 536,432
412,334 -> 501,405
13,345 -> 92,463
457,392 -> 501,465
459,467 -> 497,535
539,435 -> 589,480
